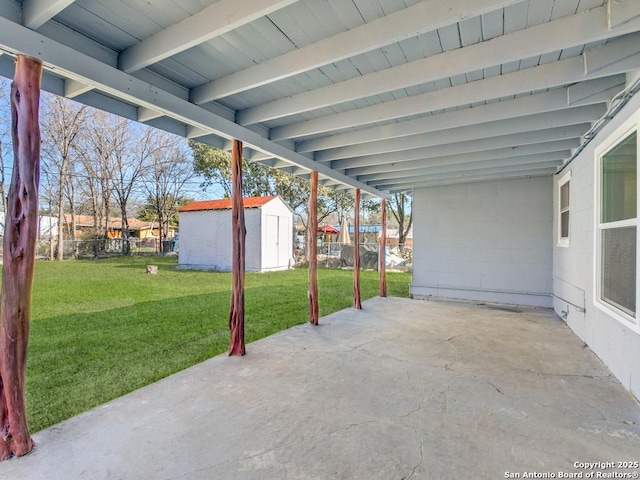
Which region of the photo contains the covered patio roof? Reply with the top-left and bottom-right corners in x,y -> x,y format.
0,0 -> 639,195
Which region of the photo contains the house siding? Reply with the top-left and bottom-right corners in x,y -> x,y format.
411,177 -> 553,307
553,90 -> 640,398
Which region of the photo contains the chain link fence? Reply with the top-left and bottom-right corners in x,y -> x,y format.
295,241 -> 412,272
27,238 -> 177,259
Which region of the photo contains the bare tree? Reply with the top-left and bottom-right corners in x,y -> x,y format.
73,110 -> 123,256
109,123 -> 156,254
142,134 -> 194,252
40,94 -> 86,260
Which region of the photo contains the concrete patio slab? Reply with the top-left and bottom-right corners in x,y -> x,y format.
2,297 -> 639,479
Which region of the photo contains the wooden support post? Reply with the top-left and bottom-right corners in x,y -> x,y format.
309,171 -> 319,325
0,55 -> 42,460
353,189 -> 362,309
379,198 -> 387,297
228,139 -> 246,356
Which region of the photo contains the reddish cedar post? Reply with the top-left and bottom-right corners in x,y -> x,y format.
308,171 -> 319,325
379,198 -> 387,297
228,139 -> 246,355
353,189 -> 362,309
0,55 -> 42,460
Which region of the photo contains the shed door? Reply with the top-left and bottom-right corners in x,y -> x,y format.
265,215 -> 280,268
278,216 -> 290,267
264,215 -> 290,269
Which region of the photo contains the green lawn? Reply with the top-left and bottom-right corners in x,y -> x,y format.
22,256 -> 411,432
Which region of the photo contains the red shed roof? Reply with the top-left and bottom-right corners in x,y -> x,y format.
179,196 -> 277,212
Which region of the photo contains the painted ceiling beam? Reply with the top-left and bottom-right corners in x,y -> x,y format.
378,165 -> 558,190
388,168 -> 556,192
22,0 -> 75,30
186,126 -> 210,139
190,0 -> 526,103
0,15 -> 384,198
271,35 -> 640,141
609,0 -> 640,29
367,158 -> 563,188
137,106 -> 164,123
238,5 -> 640,125
63,78 -> 93,99
349,140 -> 577,177
295,79 -> 620,152
118,0 -> 299,73
317,105 -> 604,162
332,124 -> 589,171
584,31 -> 640,75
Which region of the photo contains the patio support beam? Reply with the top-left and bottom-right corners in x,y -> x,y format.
228,139 -> 246,356
0,55 -> 42,460
353,189 -> 361,310
379,199 -> 387,298
309,171 -> 319,325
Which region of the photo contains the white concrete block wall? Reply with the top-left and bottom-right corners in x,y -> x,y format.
178,209 -> 261,271
412,177 -> 553,307
553,91 -> 640,398
178,210 -> 230,269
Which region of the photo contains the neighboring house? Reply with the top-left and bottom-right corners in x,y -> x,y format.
383,226 -> 413,247
178,196 -> 293,272
411,80 -> 640,396
61,214 -> 177,240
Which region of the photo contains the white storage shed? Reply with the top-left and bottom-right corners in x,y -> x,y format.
178,196 -> 293,272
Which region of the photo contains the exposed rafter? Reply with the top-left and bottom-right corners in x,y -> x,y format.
238,5 -> 640,125
380,167 -> 557,191
367,159 -> 563,188
317,105 -> 604,163
3,0 -> 640,194
190,0 -> 527,104
331,125 -> 589,171
0,15 -> 384,198
22,0 -> 75,30
271,34 -> 640,141
118,0 -> 299,73
356,151 -> 571,182
295,79 -> 620,153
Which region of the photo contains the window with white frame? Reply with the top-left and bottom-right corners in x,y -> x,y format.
558,173 -> 570,246
597,130 -> 637,322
